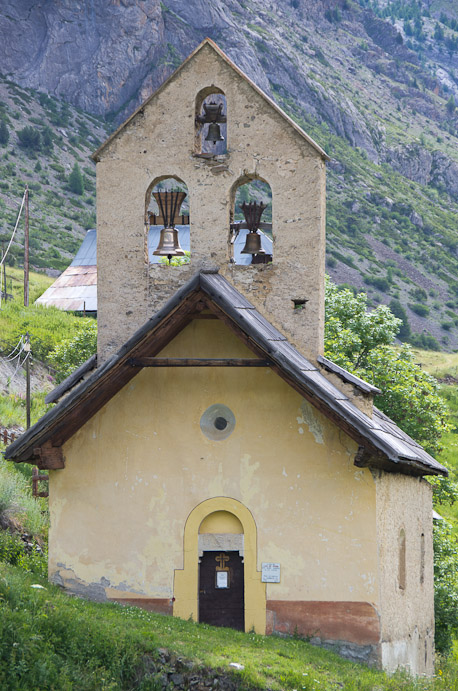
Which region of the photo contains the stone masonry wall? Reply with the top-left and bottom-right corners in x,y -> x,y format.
95,41 -> 326,363
375,471 -> 435,676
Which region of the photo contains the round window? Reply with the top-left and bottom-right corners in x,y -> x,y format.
200,404 -> 236,441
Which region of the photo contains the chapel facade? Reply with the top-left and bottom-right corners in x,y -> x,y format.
6,39 -> 447,676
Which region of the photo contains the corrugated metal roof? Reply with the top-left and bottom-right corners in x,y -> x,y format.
71,229 -> 97,266
35,230 -> 97,312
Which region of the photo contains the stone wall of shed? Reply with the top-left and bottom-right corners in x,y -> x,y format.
95,42 -> 326,364
374,471 -> 435,676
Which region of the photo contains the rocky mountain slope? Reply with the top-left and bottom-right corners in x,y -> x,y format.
0,78 -> 107,272
1,0 -> 458,348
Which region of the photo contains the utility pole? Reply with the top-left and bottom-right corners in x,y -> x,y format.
24,184 -> 29,307
24,332 -> 31,430
1,241 -> 5,303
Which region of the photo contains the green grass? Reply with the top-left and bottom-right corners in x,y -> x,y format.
0,267 -> 87,362
0,391 -> 50,428
0,563 -> 457,690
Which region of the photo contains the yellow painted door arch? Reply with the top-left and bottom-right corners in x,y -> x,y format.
173,497 -> 266,633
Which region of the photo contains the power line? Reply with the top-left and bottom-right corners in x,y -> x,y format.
0,189 -> 27,310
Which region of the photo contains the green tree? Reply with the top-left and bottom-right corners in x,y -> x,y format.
49,320 -> 97,383
446,95 -> 456,114
325,278 -> 449,455
68,162 -> 84,195
388,298 -> 411,340
433,520 -> 458,653
0,120 -> 9,146
17,126 -> 41,151
41,126 -> 53,152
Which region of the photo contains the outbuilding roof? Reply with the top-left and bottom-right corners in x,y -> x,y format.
5,270 -> 447,477
35,229 -> 97,312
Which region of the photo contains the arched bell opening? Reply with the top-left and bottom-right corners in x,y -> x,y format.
195,87 -> 227,155
145,176 -> 190,266
229,176 -> 273,265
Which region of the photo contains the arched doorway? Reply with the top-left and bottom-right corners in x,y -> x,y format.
198,511 -> 245,630
173,497 -> 266,633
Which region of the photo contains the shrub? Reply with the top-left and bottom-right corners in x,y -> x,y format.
0,531 -> 47,578
17,125 -> 41,151
49,320 -> 97,383
68,161 -> 84,195
433,520 -> 458,653
408,331 -> 440,351
388,299 -> 411,340
0,459 -> 47,537
408,302 -> 429,317
0,120 -> 9,146
364,275 -> 390,292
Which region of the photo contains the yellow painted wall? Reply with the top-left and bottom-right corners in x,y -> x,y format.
50,319 -> 379,626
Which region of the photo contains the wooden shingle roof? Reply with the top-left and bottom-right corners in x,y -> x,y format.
5,270 -> 447,477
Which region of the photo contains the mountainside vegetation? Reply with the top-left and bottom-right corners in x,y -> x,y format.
1,0 -> 458,348
0,76 -> 107,272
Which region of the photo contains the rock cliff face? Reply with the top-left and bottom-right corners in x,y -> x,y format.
1,0 -> 166,116
2,0 -> 458,347
1,1 -> 457,174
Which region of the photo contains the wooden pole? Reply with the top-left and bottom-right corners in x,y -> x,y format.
25,332 -> 31,430
24,185 -> 29,307
2,244 -> 6,302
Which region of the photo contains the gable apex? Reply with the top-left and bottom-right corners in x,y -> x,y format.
5,270 -> 446,478
92,38 -> 329,162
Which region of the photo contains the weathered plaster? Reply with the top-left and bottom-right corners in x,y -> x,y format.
50,320 -> 379,632
374,471 -> 435,676
96,41 -> 326,363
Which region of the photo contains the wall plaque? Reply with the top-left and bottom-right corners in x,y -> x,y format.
261,562 -> 281,583
216,571 -> 229,588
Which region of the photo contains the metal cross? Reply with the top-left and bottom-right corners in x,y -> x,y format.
215,553 -> 230,569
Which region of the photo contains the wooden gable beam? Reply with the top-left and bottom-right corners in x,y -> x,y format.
127,357 -> 271,367
32,440 -> 65,470
33,290 -> 204,453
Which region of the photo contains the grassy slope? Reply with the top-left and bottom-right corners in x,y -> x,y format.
0,563 -> 457,691
0,267 -> 90,428
0,266 -> 85,362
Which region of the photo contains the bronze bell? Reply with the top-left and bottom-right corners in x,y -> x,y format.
241,231 -> 265,255
205,122 -> 224,144
153,227 -> 185,257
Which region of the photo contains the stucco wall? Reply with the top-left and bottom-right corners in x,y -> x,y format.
96,42 -> 326,363
375,471 -> 434,676
49,320 -> 378,632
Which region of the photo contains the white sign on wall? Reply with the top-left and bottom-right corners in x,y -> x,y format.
261,562 -> 281,583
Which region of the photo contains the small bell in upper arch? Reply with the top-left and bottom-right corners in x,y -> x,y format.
205,122 -> 224,145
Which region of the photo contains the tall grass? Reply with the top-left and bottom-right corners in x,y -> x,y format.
0,458 -> 47,537
1,563 -> 457,691
0,267 -> 86,362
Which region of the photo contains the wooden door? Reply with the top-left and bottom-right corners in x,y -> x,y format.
199,551 -> 245,631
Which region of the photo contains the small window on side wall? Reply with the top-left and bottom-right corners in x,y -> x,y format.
145,176 -> 190,266
398,528 -> 406,591
230,178 -> 273,265
195,88 -> 227,155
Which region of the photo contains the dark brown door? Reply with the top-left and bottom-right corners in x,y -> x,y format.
199,551 -> 245,631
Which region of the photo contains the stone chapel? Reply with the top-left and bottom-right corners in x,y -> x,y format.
6,39 -> 447,676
